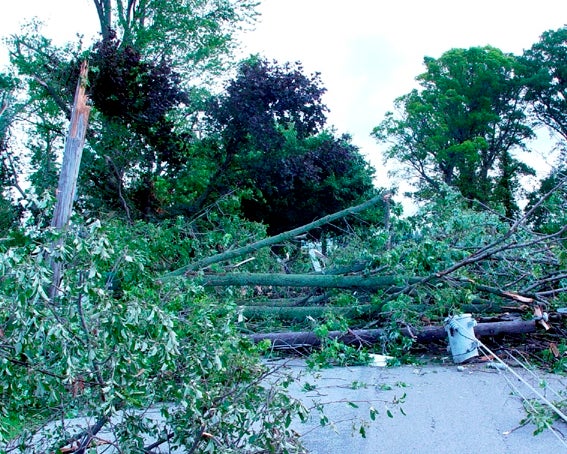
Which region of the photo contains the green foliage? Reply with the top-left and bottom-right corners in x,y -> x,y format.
373,46 -> 534,211
526,162 -> 567,235
520,391 -> 567,436
538,341 -> 567,375
5,23 -> 83,198
240,130 -> 378,235
318,188 -> 566,329
4,3 -> 259,223
0,212 -> 304,452
203,57 -> 378,234
376,323 -> 415,366
93,0 -> 258,78
520,26 -> 567,141
81,31 -> 194,218
307,316 -> 371,369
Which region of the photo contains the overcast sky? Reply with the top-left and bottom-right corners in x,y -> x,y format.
2,0 -> 567,187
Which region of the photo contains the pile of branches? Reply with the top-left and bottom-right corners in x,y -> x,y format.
161,182 -> 567,347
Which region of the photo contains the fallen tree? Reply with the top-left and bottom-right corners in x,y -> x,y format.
240,304 -> 381,321
199,272 -> 540,308
201,273 -> 416,289
249,319 -> 543,349
238,300 -> 523,321
161,181 -> 567,348
162,193 -> 387,279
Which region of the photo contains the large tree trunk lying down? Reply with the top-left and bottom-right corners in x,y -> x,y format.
239,300 -> 521,321
248,319 -> 540,349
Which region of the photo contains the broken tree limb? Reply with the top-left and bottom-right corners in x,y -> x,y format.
240,304 -> 381,321
161,193 -> 386,280
249,319 -> 541,349
198,272 -> 421,289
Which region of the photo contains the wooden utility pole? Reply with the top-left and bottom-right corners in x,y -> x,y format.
51,61 -> 90,229
50,61 -> 90,299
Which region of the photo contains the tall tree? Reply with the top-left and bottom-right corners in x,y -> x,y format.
83,32 -> 189,218
186,57 -> 378,234
373,46 -> 534,214
6,1 -> 258,220
91,0 -> 258,77
0,73 -> 25,233
520,26 -> 567,142
240,131 -> 377,235
6,27 -> 81,200
183,57 -> 328,215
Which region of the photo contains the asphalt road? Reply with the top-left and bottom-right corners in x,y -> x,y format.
5,358 -> 566,453
283,359 -> 567,454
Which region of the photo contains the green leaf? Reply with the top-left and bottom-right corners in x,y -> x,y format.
369,407 -> 378,421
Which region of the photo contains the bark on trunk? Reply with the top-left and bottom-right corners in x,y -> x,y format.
192,271 -> 535,306
249,320 -> 540,349
241,305 -> 381,321
199,272 -> 420,289
239,301 -> 522,320
161,193 -> 386,280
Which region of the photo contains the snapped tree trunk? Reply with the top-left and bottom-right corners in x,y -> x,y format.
49,61 -> 90,299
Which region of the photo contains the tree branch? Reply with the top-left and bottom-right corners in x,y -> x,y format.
161,193 -> 386,280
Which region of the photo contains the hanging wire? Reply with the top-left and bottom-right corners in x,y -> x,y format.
499,371 -> 567,448
475,340 -> 567,448
475,339 -> 567,424
446,316 -> 567,447
505,349 -> 565,402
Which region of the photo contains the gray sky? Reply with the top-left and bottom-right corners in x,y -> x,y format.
2,0 -> 567,188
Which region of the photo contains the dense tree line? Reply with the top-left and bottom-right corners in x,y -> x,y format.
0,6 -> 379,231
2,12 -> 566,231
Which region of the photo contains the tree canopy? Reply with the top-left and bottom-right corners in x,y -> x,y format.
92,0 -> 258,76
372,46 -> 535,215
520,26 -> 567,142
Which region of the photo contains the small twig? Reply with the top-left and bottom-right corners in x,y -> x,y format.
226,257 -> 255,269
144,432 -> 175,453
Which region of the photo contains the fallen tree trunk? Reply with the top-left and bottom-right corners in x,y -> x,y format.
240,300 -> 522,320
241,294 -> 329,307
241,304 -> 381,321
193,272 -> 537,307
199,272 -> 420,289
161,193 -> 386,280
249,319 -> 540,349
